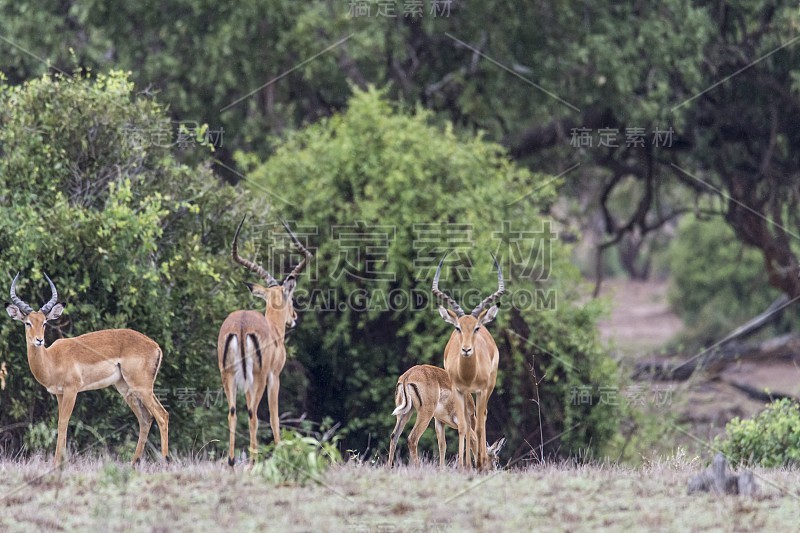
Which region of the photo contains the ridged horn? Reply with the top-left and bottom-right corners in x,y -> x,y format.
40,273 -> 59,314
470,254 -> 504,317
432,253 -> 465,317
279,217 -> 313,282
231,215 -> 279,288
9,272 -> 33,315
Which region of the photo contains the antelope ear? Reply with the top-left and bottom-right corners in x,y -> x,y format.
245,282 -> 269,300
488,437 -> 507,455
283,277 -> 297,297
479,305 -> 499,325
46,303 -> 65,322
5,303 -> 26,321
438,306 -> 459,327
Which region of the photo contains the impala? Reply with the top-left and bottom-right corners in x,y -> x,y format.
432,254 -> 504,470
388,363 -> 506,467
5,273 -> 169,466
218,217 -> 312,466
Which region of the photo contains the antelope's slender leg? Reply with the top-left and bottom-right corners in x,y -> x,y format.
266,373 -> 281,444
407,406 -> 435,467
434,419 -> 447,467
222,374 -> 237,466
388,409 -> 413,467
54,390 -> 77,467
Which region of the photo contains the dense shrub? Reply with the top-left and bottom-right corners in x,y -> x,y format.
241,87 -> 620,459
715,399 -> 800,467
0,71 -> 254,455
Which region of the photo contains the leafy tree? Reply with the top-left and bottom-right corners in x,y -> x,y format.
667,214 -> 786,345
0,0 -> 369,175
502,1 -> 800,301
3,1 -> 800,305
241,87 -> 620,459
0,71 -> 252,455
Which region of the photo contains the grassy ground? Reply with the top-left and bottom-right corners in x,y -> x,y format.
1,455 -> 798,532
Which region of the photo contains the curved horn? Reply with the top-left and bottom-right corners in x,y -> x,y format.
231,215 -> 279,288
279,217 -> 313,282
471,253 -> 504,317
432,253 -> 465,317
40,273 -> 58,314
9,272 -> 33,315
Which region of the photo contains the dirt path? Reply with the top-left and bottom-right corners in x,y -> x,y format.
596,278 -> 683,357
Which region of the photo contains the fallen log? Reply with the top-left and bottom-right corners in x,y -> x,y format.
722,294 -> 791,342
727,381 -> 799,404
633,294 -> 796,380
632,333 -> 800,381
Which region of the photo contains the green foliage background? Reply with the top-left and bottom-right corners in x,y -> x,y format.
667,214 -> 793,345
240,87 -> 620,458
4,0 -> 798,464
0,76 -> 621,461
0,71 -> 252,454
715,399 -> 800,467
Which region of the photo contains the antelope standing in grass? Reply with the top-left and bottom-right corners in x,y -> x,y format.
432,254 -> 504,470
388,363 -> 506,467
218,217 -> 312,465
5,273 -> 169,466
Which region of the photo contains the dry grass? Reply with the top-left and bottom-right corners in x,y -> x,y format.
1,454 -> 798,532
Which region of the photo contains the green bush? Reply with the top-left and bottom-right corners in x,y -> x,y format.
0,71 -> 256,455
240,87 -> 620,459
715,399 -> 800,467
667,214 -> 784,345
253,430 -> 342,485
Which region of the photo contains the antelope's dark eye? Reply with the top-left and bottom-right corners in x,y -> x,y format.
25,322 -> 32,328
474,326 -> 480,332
455,326 -> 462,333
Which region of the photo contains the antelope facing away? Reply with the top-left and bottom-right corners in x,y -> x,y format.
432,254 -> 504,470
388,364 -> 506,468
5,273 -> 169,466
218,217 -> 312,465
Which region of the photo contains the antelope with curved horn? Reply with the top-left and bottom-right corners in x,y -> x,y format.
218,216 -> 312,465
5,273 -> 169,466
432,254 -> 504,470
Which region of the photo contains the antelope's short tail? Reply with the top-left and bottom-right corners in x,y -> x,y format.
392,380 -> 412,416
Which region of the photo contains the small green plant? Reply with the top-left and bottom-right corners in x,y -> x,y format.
714,399 -> 800,467
23,421 -> 56,452
100,462 -> 134,488
252,430 -> 342,485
